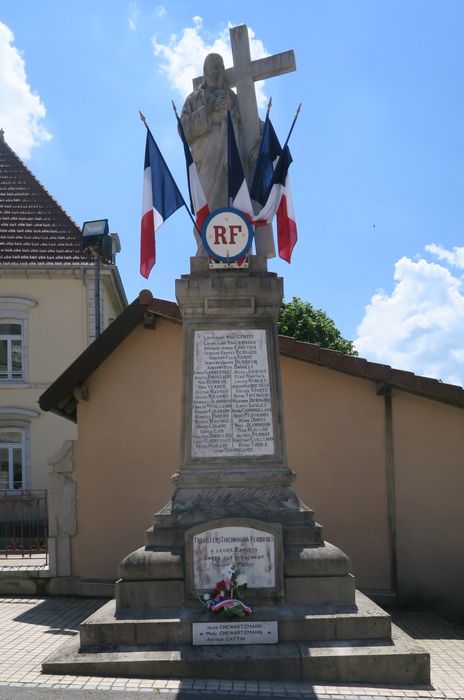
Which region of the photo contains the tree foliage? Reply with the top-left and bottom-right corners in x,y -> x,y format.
278,297 -> 358,356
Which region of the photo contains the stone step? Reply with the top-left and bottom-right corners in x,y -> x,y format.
80,591 -> 391,647
145,527 -> 186,548
145,521 -> 325,547
77,579 -> 115,597
115,572 -> 355,609
300,629 -> 430,684
152,508 -> 319,530
43,624 -> 429,685
285,573 -> 355,605
283,525 -> 324,545
284,542 -> 351,577
120,541 -> 349,582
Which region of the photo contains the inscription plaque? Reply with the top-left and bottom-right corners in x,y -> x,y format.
192,620 -> 278,646
192,329 -> 274,458
193,525 -> 275,589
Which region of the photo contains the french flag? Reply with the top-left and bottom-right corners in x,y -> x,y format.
176,112 -> 210,242
252,129 -> 298,264
210,598 -> 253,615
227,110 -> 254,217
276,161 -> 297,264
140,129 -> 184,278
250,113 -> 282,206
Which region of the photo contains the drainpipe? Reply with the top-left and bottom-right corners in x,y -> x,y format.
376,381 -> 399,602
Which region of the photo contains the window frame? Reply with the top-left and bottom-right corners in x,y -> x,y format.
0,409 -> 38,492
0,321 -> 24,381
0,427 -> 26,491
0,297 -> 37,384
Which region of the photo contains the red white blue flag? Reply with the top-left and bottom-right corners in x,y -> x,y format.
227,110 -> 254,218
175,112 -> 210,245
276,158 -> 297,263
140,129 -> 184,278
250,114 -> 282,206
254,144 -> 298,263
251,113 -> 298,263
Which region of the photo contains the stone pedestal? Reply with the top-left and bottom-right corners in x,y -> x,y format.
43,257 -> 430,684
116,256 -> 354,612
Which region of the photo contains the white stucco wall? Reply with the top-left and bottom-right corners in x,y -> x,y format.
0,268 -> 126,490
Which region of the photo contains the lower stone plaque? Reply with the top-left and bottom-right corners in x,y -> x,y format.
192,620 -> 278,646
192,524 -> 276,589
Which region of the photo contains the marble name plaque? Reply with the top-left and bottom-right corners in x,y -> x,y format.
191,329 -> 275,458
193,524 -> 276,589
192,620 -> 278,646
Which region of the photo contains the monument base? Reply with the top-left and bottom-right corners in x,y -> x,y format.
115,505 -> 355,610
42,256 -> 430,684
42,591 -> 429,684
42,506 -> 430,685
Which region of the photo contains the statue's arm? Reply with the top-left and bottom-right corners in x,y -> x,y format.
181,94 -> 210,142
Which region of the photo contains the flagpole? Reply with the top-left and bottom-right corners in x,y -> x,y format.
282,103 -> 302,150
171,102 -> 179,119
266,97 -> 272,117
139,110 -> 200,235
139,111 -> 148,128
226,94 -> 232,206
226,104 -> 233,207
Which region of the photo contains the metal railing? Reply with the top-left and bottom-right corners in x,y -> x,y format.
0,490 -> 48,562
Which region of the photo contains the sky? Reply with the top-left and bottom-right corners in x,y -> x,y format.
1,0 -> 464,387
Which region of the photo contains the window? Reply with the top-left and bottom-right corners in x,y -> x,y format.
0,298 -> 36,382
0,409 -> 38,491
0,323 -> 23,380
0,429 -> 25,490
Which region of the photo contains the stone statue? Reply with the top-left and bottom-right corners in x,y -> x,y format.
180,53 -> 242,212
182,28 -> 296,257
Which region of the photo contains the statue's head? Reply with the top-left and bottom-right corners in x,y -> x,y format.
202,53 -> 227,89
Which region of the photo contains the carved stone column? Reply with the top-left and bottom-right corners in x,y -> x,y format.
117,255 -> 353,612
171,255 -> 300,521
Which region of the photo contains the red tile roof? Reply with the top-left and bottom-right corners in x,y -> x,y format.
277,335 -> 464,406
0,134 -> 93,265
39,291 -> 464,422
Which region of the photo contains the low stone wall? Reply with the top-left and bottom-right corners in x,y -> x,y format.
0,569 -> 114,597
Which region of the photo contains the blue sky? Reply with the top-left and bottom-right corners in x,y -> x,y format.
1,1 -> 464,385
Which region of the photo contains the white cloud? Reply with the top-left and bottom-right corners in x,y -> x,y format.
128,2 -> 140,31
155,5 -> 166,18
0,22 -> 51,159
355,245 -> 464,387
425,243 -> 464,270
151,16 -> 269,109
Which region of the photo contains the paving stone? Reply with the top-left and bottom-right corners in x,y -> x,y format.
0,596 -> 463,698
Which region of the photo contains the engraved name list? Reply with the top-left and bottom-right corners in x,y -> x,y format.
191,330 -> 274,458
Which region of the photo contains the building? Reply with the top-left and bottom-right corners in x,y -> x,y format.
0,131 -> 127,495
39,291 -> 464,612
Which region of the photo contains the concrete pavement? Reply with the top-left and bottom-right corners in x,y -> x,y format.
1,595 -> 463,699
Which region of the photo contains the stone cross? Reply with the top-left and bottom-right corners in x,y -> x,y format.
192,24 -> 296,169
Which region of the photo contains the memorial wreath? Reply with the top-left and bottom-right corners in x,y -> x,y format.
198,561 -> 253,618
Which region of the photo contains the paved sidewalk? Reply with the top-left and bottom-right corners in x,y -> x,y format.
1,596 -> 463,699
0,555 -> 48,571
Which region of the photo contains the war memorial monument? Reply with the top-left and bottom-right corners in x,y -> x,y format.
44,24 -> 430,684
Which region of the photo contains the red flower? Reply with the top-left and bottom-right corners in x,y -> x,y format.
213,579 -> 228,597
